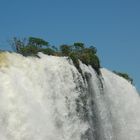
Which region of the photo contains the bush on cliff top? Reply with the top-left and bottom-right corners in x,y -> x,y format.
113,71 -> 133,84
10,37 -> 101,74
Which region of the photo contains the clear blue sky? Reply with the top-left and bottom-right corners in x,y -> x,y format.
0,0 -> 140,90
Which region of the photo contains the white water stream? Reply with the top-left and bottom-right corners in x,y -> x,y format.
0,52 -> 139,140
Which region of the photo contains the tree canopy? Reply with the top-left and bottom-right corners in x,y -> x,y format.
9,36 -> 134,80
28,37 -> 49,48
10,37 -> 101,74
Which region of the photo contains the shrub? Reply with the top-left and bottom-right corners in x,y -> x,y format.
113,71 -> 133,84
40,48 -> 55,55
10,37 -> 101,74
19,46 -> 39,56
79,48 -> 100,74
60,45 -> 72,56
28,37 -> 49,47
73,42 -> 85,52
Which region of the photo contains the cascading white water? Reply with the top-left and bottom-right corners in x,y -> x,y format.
0,52 -> 88,140
101,68 -> 140,140
0,52 -> 140,140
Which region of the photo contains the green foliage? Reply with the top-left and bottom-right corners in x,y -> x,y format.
69,52 -> 80,70
68,45 -> 100,74
28,37 -> 49,48
19,46 -> 39,56
113,71 -> 133,84
79,48 -> 100,74
10,37 -> 26,52
10,37 -> 101,74
73,42 -> 85,52
8,37 -> 135,81
10,37 -> 49,55
60,45 -> 72,56
40,48 -> 55,55
89,46 -> 97,54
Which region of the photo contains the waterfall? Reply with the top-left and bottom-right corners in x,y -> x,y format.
0,52 -> 140,140
101,68 -> 140,140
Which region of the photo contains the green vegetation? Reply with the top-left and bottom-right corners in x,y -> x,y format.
10,37 -> 101,74
9,37 -> 134,80
113,71 -> 133,84
60,44 -> 72,56
10,37 -> 50,56
28,37 -> 49,48
6,36 -> 135,83
59,42 -> 100,74
1,37 -> 134,83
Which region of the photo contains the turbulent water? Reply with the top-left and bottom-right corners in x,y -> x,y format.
0,52 -> 140,140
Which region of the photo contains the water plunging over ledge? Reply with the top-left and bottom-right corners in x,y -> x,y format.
0,52 -> 140,140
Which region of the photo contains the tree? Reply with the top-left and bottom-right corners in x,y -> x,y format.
10,37 -> 50,56
9,37 -> 101,75
19,46 -> 39,56
73,42 -> 85,52
40,48 -> 55,55
113,71 -> 133,84
79,50 -> 100,74
28,37 -> 49,48
60,45 -> 71,56
10,37 -> 26,53
89,46 -> 97,54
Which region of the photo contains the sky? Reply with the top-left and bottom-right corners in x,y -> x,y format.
0,0 -> 140,90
